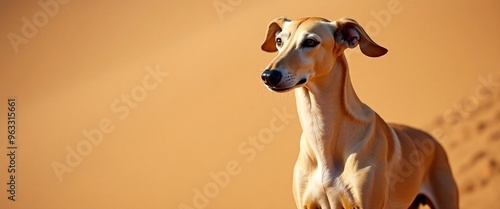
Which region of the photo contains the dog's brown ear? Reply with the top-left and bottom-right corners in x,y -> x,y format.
333,18 -> 387,57
261,17 -> 290,52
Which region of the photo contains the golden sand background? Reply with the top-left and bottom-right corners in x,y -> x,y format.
0,0 -> 499,208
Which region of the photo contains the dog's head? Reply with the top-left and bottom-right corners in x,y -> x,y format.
260,17 -> 387,92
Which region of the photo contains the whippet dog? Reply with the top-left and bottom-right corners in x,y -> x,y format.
260,17 -> 459,209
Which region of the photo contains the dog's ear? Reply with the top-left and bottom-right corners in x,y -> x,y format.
261,17 -> 290,52
333,18 -> 387,57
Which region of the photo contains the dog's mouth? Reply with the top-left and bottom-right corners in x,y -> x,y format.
269,78 -> 308,92
297,78 -> 307,85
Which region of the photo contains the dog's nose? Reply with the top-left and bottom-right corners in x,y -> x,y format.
261,69 -> 282,86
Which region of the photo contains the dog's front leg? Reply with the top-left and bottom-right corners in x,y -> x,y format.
293,151 -> 310,209
336,154 -> 388,209
360,168 -> 388,209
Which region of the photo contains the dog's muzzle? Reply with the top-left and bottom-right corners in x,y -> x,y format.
261,69 -> 282,86
261,69 -> 307,92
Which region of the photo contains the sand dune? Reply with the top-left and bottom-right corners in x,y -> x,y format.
425,75 -> 500,208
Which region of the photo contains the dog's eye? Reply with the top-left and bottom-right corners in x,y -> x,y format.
276,37 -> 283,47
302,38 -> 319,48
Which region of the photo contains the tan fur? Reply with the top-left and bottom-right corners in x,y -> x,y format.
260,17 -> 459,209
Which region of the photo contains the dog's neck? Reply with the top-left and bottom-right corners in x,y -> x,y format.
294,54 -> 375,164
